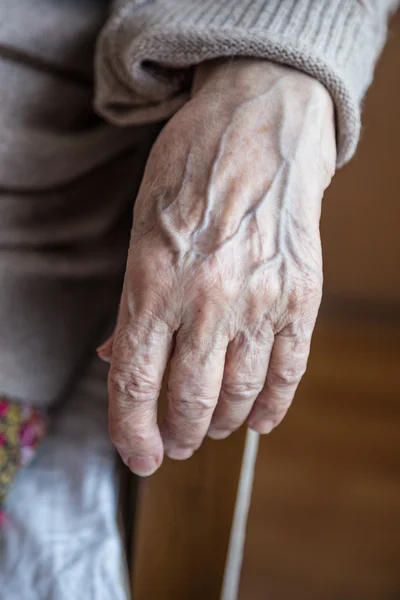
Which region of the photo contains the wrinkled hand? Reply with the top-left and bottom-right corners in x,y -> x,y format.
99,59 -> 336,476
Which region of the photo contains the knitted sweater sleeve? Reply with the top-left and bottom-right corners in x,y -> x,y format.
94,0 -> 399,167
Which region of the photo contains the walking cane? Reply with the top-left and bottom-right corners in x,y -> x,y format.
220,429 -> 260,600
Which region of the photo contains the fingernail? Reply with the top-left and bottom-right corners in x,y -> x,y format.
207,428 -> 231,440
128,456 -> 159,477
248,419 -> 275,435
166,447 -> 194,461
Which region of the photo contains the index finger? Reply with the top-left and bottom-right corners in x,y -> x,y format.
108,312 -> 173,476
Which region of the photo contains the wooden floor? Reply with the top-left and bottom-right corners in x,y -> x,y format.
240,320 -> 400,600
131,320 -> 400,600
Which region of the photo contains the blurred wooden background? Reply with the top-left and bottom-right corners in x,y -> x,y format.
131,13 -> 400,600
321,11 -> 400,308
240,322 -> 400,600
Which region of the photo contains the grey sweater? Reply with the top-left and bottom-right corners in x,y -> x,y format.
96,0 -> 399,167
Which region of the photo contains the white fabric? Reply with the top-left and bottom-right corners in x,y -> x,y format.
0,357 -> 129,600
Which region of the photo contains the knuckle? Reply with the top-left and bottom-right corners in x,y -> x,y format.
268,367 -> 303,389
306,281 -> 323,303
221,380 -> 263,401
109,365 -> 160,405
169,391 -> 216,421
259,274 -> 281,303
289,277 -> 322,314
306,287 -> 323,310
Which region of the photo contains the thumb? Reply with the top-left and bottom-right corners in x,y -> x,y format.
97,334 -> 114,363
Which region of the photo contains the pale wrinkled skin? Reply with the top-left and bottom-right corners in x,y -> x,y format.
99,59 -> 337,476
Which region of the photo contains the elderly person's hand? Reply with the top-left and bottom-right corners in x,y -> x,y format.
98,59 -> 336,476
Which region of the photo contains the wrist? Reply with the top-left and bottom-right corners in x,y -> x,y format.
192,57 -> 334,115
192,58 -> 336,173
192,57 -> 286,96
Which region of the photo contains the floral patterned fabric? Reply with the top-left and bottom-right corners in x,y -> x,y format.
0,398 -> 46,525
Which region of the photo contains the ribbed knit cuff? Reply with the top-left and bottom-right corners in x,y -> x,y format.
95,0 -> 398,167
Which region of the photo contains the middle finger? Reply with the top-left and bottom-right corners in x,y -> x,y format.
162,309 -> 228,460
208,324 -> 274,439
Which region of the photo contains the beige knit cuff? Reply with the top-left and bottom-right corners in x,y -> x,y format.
95,0 -> 397,166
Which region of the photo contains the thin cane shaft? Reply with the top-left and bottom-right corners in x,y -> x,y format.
220,429 -> 260,600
